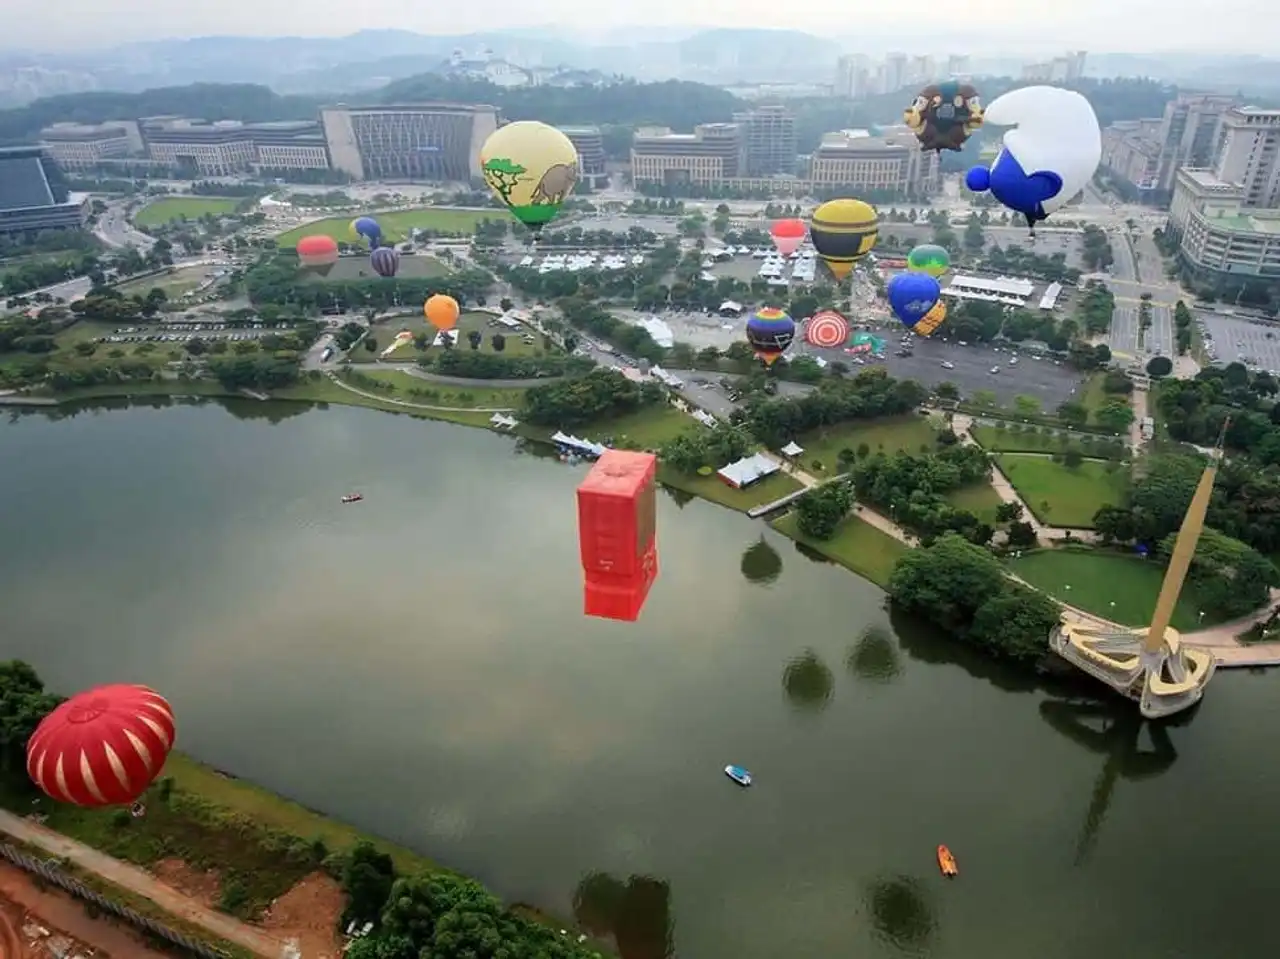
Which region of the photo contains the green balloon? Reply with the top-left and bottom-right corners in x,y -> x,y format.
907,244 -> 951,278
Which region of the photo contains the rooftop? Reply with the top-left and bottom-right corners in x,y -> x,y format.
0,149 -> 54,211
1199,211 -> 1280,235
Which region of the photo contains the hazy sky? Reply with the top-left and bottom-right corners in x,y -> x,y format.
3,0 -> 1273,53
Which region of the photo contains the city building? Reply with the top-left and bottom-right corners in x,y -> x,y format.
809,127 -> 939,197
1101,94 -> 1238,204
1022,51 -> 1087,83
946,54 -> 970,77
320,103 -> 499,182
140,118 -> 257,175
731,105 -> 796,177
834,54 -> 873,98
38,120 -> 144,170
559,126 -> 608,189
1100,119 -> 1163,199
0,146 -> 89,238
881,53 -> 908,94
247,120 -> 331,172
630,123 -> 744,188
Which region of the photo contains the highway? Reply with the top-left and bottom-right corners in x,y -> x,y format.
94,202 -> 155,251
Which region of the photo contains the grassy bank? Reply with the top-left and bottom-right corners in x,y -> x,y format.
771,510 -> 908,587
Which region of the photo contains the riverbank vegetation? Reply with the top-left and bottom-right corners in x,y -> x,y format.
771,510 -> 908,587
852,442 -> 996,544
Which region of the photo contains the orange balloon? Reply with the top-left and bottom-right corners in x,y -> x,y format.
424,294 -> 460,331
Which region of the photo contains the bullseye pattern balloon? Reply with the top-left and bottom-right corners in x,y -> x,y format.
913,300 -> 948,337
745,307 -> 795,366
350,216 -> 382,248
887,272 -> 942,329
27,684 -> 175,808
907,244 -> 951,278
296,234 -> 338,268
370,246 -> 400,278
809,199 -> 878,282
804,310 -> 850,349
770,219 -> 807,257
425,294 -> 460,331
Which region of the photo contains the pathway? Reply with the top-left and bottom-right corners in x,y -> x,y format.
0,811 -> 284,958
325,373 -> 518,414
359,361 -> 566,389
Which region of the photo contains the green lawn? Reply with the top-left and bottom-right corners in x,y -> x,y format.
661,467 -> 802,512
795,414 -> 939,475
947,482 -> 1003,523
345,369 -> 527,409
352,311 -> 547,363
300,253 -> 451,283
134,196 -> 242,227
971,424 -> 1123,459
550,404 -> 701,451
1008,547 -> 1222,630
115,264 -> 216,297
771,509 -> 908,588
995,453 -> 1127,528
272,377 -> 497,428
1078,371 -> 1111,420
0,249 -> 87,278
276,207 -> 510,246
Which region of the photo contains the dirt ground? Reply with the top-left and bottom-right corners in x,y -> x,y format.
0,862 -> 176,958
149,859 -> 222,910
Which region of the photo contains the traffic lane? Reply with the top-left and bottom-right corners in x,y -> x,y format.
1148,303 -> 1174,356
1110,303 -> 1139,355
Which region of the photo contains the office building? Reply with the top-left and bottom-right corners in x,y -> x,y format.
0,146 -> 89,237
834,55 -> 872,98
1023,51 -> 1087,83
1212,106 -> 1280,207
247,121 -> 331,172
559,126 -> 608,189
321,103 -> 499,182
881,53 -> 908,94
946,54 -> 970,77
630,124 -> 744,188
731,105 -> 796,177
909,56 -> 936,87
1101,119 -> 1164,197
809,127 -> 939,196
1101,94 -> 1237,203
39,121 -> 144,170
141,118 -> 257,175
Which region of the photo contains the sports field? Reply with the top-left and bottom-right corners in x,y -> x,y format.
276,208 -> 511,246
299,254 -> 452,282
134,197 -> 242,227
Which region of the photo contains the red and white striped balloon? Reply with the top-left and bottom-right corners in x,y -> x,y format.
27,684 -> 176,807
805,310 -> 851,349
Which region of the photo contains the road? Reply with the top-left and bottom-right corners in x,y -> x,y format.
0,810 -> 284,957
94,202 -> 155,251
1106,227 -> 1181,361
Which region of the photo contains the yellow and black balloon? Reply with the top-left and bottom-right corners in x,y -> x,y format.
809,199 -> 878,282
914,301 -> 947,336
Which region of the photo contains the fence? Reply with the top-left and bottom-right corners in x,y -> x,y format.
0,842 -> 231,959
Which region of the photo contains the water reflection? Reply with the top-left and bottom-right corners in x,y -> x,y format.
661,485 -> 697,509
891,606 -> 1047,695
847,625 -> 902,683
790,539 -> 835,566
782,650 -> 834,711
864,875 -> 936,954
1038,697 -> 1180,865
739,537 -> 783,586
572,872 -> 673,959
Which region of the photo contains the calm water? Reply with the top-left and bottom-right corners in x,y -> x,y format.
3,398 -> 1280,959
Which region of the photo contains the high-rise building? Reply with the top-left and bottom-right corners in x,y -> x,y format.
246,121 -> 331,173
909,55 -> 936,86
320,104 -> 499,182
1154,94 -> 1237,192
731,105 -> 796,177
630,124 -> 744,188
39,121 -> 144,170
834,55 -> 870,98
140,118 -> 256,176
1067,51 -> 1088,81
1211,106 -> 1280,207
0,146 -> 88,238
945,54 -> 970,77
809,127 -> 939,196
882,53 -> 908,94
559,126 -> 608,189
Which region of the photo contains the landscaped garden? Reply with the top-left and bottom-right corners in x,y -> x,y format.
994,453 -> 1128,528
795,414 -> 940,474
275,207 -> 509,246
134,196 -> 244,227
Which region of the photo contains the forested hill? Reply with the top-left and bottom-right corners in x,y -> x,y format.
0,84 -> 325,144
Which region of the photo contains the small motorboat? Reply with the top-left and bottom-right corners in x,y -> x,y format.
937,845 -> 958,877
341,493 -> 364,504
724,765 -> 752,787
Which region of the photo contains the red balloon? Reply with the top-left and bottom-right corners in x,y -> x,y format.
27,684 -> 176,807
296,234 -> 339,267
770,219 -> 807,240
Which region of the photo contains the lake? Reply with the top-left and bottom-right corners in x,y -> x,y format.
2,397 -> 1279,959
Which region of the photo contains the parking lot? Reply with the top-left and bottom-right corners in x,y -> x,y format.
1197,311 -> 1280,371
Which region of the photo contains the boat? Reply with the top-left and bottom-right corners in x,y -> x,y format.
341,493 -> 364,504
724,765 -> 752,787
937,845 -> 958,877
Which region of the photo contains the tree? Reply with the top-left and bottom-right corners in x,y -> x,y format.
1014,394 -> 1041,417
363,335 -> 378,353
888,533 -> 1007,631
490,333 -> 506,352
499,297 -> 514,312
1146,355 -> 1173,378
971,389 -> 997,407
966,585 -> 1062,664
1063,447 -> 1084,469
1093,504 -> 1137,544
935,381 -> 959,400
0,661 -> 62,774
1006,520 -> 1038,548
795,480 -> 854,540
1162,527 -> 1277,619
467,329 -> 483,350
994,501 -> 1023,523
1056,401 -> 1088,427
341,842 -> 397,929
1095,400 -> 1135,434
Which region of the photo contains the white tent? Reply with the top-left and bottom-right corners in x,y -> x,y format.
780,441 -> 804,458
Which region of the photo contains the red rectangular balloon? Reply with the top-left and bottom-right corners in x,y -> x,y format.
576,450 -> 657,580
583,567 -> 657,623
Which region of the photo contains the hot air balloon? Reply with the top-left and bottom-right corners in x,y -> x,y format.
913,300 -> 947,337
350,216 -> 382,248
480,121 -> 579,234
370,246 -> 400,278
770,218 -> 807,257
578,450 -> 659,623
907,244 -> 951,278
887,272 -> 942,330
297,234 -> 339,268
425,293 -> 460,331
964,85 -> 1101,233
27,684 -> 175,807
903,81 -> 984,152
745,307 -> 795,366
804,309 -> 851,349
809,199 -> 879,282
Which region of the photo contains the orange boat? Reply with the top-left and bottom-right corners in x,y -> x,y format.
937,845 -> 958,877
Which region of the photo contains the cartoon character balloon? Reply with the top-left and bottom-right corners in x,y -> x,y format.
770,219 -> 807,257
964,85 -> 1101,233
887,272 -> 942,330
370,246 -> 400,278
350,216 -> 382,248
745,307 -> 795,366
904,81 -> 984,152
297,234 -> 339,268
809,199 -> 879,282
27,684 -> 176,807
425,294 -> 460,331
906,244 -> 951,278
913,300 -> 948,337
480,121 -> 579,234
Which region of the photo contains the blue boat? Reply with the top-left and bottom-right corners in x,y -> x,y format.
724,765 -> 752,787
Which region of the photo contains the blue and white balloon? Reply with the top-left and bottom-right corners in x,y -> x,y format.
963,86 -> 1101,232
